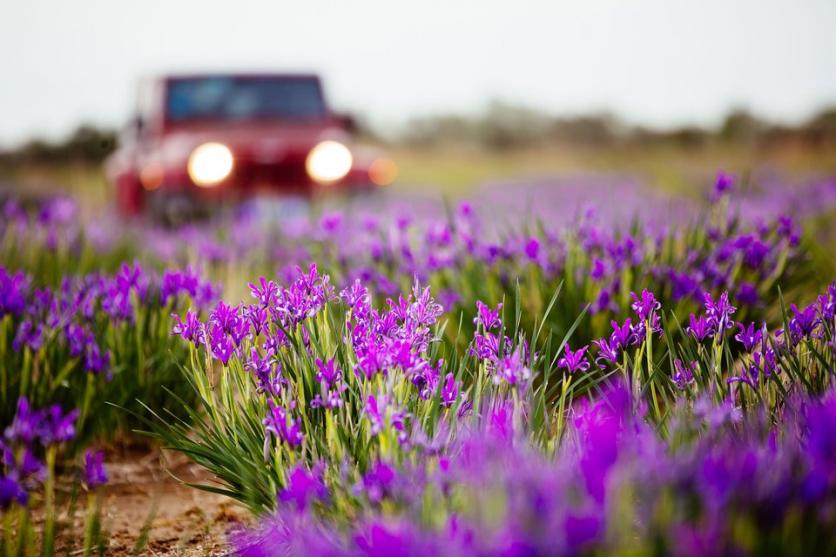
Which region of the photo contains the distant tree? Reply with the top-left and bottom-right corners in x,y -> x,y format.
719,109 -> 768,144
803,107 -> 836,148
549,114 -> 622,147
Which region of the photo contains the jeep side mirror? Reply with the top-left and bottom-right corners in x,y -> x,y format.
336,113 -> 357,133
131,114 -> 145,136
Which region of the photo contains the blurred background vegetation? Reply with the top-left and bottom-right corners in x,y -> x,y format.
1,103 -> 835,204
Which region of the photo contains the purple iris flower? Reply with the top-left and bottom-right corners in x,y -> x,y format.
341,280 -> 370,312
669,270 -> 699,301
279,465 -> 328,511
83,343 -> 111,375
263,401 -> 303,449
245,305 -> 269,336
736,282 -> 759,307
315,358 -> 342,387
245,348 -> 283,396
609,319 -> 633,349
752,349 -> 779,378
592,287 -> 615,314
12,320 -> 44,352
473,301 -> 502,331
672,359 -> 696,389
818,284 -> 836,321
557,344 -> 590,374
362,461 -> 397,504
631,314 -> 662,345
208,324 -> 235,366
630,290 -> 661,322
4,398 -> 39,443
524,238 -> 540,261
704,292 -> 736,335
686,314 -> 714,342
39,405 -> 79,445
365,395 -> 384,435
593,338 -> 619,367
495,347 -> 532,385
789,303 -> 819,339
0,477 -> 28,509
83,450 -> 108,488
742,239 -> 770,269
441,373 -> 458,407
470,332 -> 503,362
564,513 -> 603,551
711,171 -> 735,201
735,322 -> 763,352
18,448 -> 45,479
66,323 -> 91,357
590,258 -> 606,280
171,310 -> 204,345
0,268 -> 29,318
249,276 -> 279,307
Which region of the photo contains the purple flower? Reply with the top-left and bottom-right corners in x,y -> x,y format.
669,270 -> 699,301
590,258 -> 607,280
279,465 -> 328,510
83,343 -> 111,375
494,347 -> 532,385
524,237 -> 540,261
441,373 -> 459,407
0,268 -> 29,318
557,344 -> 590,374
470,332 -> 505,362
473,301 -> 502,331
249,276 -> 279,307
244,305 -> 269,336
777,215 -> 800,246
66,323 -> 92,357
407,283 -> 444,328
630,290 -> 661,322
565,513 -> 603,551
83,450 -> 108,488
39,405 -> 79,445
609,319 -> 633,349
742,238 -> 770,269
736,282 -> 759,307
4,398 -> 40,443
735,322 -> 763,352
365,395 -> 384,435
341,280 -> 370,313
362,461 -> 397,504
711,171 -> 735,201
673,359 -> 696,389
0,477 -> 28,509
160,268 -> 215,307
593,337 -> 620,367
704,292 -> 736,335
246,348 -> 283,395
631,314 -> 662,345
789,303 -> 819,339
315,358 -> 342,387
752,348 -> 779,378
208,324 -> 235,366
686,314 -> 714,342
12,320 -> 44,352
263,401 -> 304,449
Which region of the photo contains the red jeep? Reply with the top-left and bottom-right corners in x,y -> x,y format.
105,73 -> 396,217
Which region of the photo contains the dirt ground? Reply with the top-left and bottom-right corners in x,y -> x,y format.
83,449 -> 248,556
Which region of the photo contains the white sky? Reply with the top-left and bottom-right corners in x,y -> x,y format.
1,0 -> 835,146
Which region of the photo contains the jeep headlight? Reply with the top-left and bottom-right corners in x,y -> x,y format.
306,140 -> 352,184
187,142 -> 233,187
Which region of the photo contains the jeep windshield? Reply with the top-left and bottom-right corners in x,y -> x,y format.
165,76 -> 328,122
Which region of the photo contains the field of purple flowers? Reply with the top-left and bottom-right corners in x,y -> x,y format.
1,172 -> 835,555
